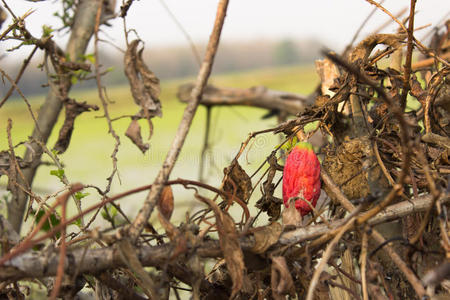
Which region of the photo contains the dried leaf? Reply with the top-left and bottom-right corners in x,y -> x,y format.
348,33 -> 406,63
251,222 -> 282,254
158,186 -> 174,220
124,39 -> 162,118
409,74 -> 427,106
125,119 -> 149,154
315,56 -> 341,97
205,259 -> 228,284
54,99 -> 99,154
223,161 -> 252,203
217,212 -> 245,299
198,194 -> 245,299
256,156 -> 282,221
282,198 -> 302,228
136,48 -> 161,101
271,256 -> 295,300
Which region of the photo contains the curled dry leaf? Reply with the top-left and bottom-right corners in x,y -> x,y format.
124,39 -> 161,152
223,161 -> 252,203
348,33 -> 406,63
282,198 -> 302,228
199,194 -> 245,299
124,39 -> 162,118
315,56 -> 341,97
125,119 -> 149,154
251,222 -> 282,254
271,256 -> 295,300
158,186 -> 174,220
54,99 -> 99,154
157,187 -> 186,259
217,212 -> 245,299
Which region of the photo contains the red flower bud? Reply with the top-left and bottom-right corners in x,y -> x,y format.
282,142 -> 321,216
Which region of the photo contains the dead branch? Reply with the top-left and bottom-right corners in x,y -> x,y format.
127,0 -> 230,241
0,192 -> 446,283
93,2 -> 121,194
177,83 -> 312,115
280,193 -> 447,244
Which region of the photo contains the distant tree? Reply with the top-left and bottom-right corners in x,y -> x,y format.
273,39 -> 300,65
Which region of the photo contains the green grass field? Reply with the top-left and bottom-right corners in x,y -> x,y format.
0,65 -> 318,225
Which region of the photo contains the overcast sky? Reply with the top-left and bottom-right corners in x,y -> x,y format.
1,0 -> 449,58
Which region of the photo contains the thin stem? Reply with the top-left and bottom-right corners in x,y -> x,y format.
128,0 -> 230,242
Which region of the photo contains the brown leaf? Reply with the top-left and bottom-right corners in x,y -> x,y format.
158,186 -> 174,220
271,256 -> 295,300
157,189 -> 186,261
409,74 -> 427,106
256,156 -> 282,221
251,222 -> 282,254
125,119 -> 149,154
136,47 -> 161,101
124,39 -> 162,118
54,99 -> 99,154
315,56 -> 341,97
348,33 -> 406,63
223,161 -> 252,203
198,194 -> 245,299
217,212 -> 245,299
282,198 -> 302,228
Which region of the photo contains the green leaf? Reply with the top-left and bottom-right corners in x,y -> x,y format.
83,53 -> 96,64
42,25 -> 53,37
72,218 -> 82,228
304,121 -> 319,133
71,75 -> 78,85
50,169 -> 65,182
110,205 -> 118,218
280,136 -> 298,152
101,205 -> 117,226
74,192 -> 89,201
33,208 -> 61,239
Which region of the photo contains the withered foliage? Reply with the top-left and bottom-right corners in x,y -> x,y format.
124,39 -> 162,153
1,1 -> 450,300
54,98 -> 99,154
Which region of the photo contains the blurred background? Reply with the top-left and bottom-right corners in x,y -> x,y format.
0,0 -> 448,225
1,0 -> 447,94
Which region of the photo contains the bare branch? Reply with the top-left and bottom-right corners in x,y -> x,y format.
127,0 -> 230,241
7,0 -> 103,233
0,192 -> 445,283
177,83 -> 312,115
